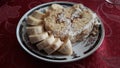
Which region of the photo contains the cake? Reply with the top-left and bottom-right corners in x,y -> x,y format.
44,4 -> 95,43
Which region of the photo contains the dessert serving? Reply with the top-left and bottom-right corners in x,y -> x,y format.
25,4 -> 99,55
16,2 -> 105,62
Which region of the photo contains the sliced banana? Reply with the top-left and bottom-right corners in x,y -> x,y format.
31,10 -> 45,19
51,4 -> 63,10
29,32 -> 48,44
58,38 -> 73,55
26,25 -> 44,35
44,38 -> 63,54
26,16 -> 42,25
36,35 -> 55,50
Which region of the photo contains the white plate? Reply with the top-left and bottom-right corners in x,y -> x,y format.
16,1 -> 105,63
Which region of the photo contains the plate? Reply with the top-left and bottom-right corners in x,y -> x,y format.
16,1 -> 105,63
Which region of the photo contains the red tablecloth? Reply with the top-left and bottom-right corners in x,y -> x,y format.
0,0 -> 120,68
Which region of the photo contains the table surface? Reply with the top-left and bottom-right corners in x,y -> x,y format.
0,0 -> 120,68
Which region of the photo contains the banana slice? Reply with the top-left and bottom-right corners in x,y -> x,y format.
26,16 -> 42,25
44,38 -> 63,54
36,35 -> 55,50
58,38 -> 73,55
31,10 -> 45,19
26,25 -> 44,35
51,4 -> 63,10
29,32 -> 48,44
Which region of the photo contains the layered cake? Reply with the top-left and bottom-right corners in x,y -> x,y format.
44,4 -> 96,43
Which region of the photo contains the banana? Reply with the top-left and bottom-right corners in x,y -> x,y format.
58,38 -> 73,55
51,4 -> 63,10
26,16 -> 42,25
44,38 -> 63,55
26,25 -> 44,35
31,10 -> 45,19
36,35 -> 55,50
29,32 -> 48,44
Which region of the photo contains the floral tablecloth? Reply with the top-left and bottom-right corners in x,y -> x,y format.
0,0 -> 120,68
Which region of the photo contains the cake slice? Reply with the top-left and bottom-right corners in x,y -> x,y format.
44,38 -> 63,54
44,4 -> 95,43
29,32 -> 48,44
36,35 -> 55,50
58,38 -> 73,55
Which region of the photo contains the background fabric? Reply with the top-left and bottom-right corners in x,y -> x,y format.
0,0 -> 120,68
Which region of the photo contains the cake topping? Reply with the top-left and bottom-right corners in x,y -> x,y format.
71,8 -> 82,20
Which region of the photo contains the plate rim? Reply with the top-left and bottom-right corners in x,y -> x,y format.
16,1 -> 105,63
